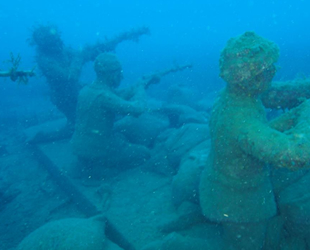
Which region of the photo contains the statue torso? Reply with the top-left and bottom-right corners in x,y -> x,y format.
199,89 -> 277,223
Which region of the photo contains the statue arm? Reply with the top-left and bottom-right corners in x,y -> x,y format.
268,109 -> 299,132
0,70 -> 35,83
261,79 -> 310,110
139,64 -> 192,89
0,53 -> 35,83
99,91 -> 144,116
117,82 -> 145,100
118,63 -> 192,100
82,27 -> 150,62
239,100 -> 310,169
239,125 -> 310,169
269,99 -> 310,132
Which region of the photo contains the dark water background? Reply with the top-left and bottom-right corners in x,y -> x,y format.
1,0 -> 310,103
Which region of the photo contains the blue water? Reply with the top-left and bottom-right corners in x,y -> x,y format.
1,0 -> 310,88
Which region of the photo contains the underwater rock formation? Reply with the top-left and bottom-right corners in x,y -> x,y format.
146,123 -> 210,176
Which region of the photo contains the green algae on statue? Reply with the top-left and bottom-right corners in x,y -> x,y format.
199,31 -> 310,250
30,24 -> 149,129
71,52 -> 192,179
220,31 -> 279,96
261,77 -> 310,110
71,53 -> 151,179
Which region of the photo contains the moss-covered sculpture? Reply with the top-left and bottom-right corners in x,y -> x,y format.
70,53 -> 151,178
71,53 -> 192,178
199,31 -> 310,250
30,24 -> 149,127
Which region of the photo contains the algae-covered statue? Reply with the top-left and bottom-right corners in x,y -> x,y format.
30,24 -> 149,134
71,53 -> 152,179
30,24 -> 80,127
199,32 -> 310,250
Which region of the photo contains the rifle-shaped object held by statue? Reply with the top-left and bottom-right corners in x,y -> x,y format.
141,63 -> 193,89
0,53 -> 35,84
83,27 -> 150,62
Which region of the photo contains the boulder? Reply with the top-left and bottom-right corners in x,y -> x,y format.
17,216 -> 110,250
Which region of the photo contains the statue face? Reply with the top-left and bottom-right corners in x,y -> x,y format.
253,65 -> 276,92
101,68 -> 123,88
110,69 -> 123,88
227,64 -> 276,95
219,32 -> 279,92
94,53 -> 123,88
31,25 -> 63,54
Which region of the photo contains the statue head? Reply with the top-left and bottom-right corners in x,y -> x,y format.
94,53 -> 123,88
219,31 -> 279,95
30,24 -> 64,55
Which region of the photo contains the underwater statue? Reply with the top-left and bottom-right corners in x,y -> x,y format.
30,24 -> 149,131
199,31 -> 310,250
142,32 -> 310,250
71,53 -> 153,179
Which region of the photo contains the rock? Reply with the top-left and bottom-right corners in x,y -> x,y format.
114,113 -> 169,147
171,140 -> 210,207
147,124 -> 210,176
17,216 -> 107,250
